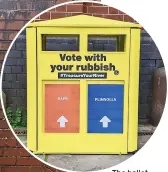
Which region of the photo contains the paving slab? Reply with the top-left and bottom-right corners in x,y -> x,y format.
138,135 -> 151,149
47,154 -> 133,171
18,135 -> 27,146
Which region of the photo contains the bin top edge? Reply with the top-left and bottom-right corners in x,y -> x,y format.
27,14 -> 141,28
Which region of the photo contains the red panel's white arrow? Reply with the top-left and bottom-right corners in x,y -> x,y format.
100,116 -> 111,128
57,115 -> 68,128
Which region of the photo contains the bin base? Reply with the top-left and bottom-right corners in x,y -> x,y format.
32,151 -> 129,155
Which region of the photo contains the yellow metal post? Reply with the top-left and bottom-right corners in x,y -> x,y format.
26,28 -> 37,151
128,28 -> 141,152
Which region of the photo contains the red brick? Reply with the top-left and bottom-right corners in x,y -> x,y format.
49,8 -> 56,12
44,168 -> 54,172
87,6 -> 108,14
0,139 -> 6,146
51,13 -> 66,19
92,14 -> 104,18
33,19 -> 44,22
124,15 -> 135,22
0,120 -> 9,129
3,167 -> 30,172
17,141 -> 24,148
28,11 -> 39,20
0,130 -> 14,138
3,148 -> 30,156
0,139 -> 17,147
118,10 -> 126,14
0,31 -> 18,41
0,52 -> 5,60
12,13 -> 27,20
67,4 -> 83,13
134,20 -> 139,24
0,157 -> 16,165
6,21 -> 25,30
104,15 -> 124,21
73,2 -> 84,5
6,139 -> 17,147
0,148 -> 3,156
17,158 -> 43,166
46,166 -> 62,172
44,167 -> 57,172
0,42 -> 11,51
40,12 -> 50,20
55,5 -> 67,12
8,31 -> 18,40
71,13 -> 83,17
109,7 -> 119,14
92,2 -> 105,6
55,169 -> 63,172
43,169 -> 51,172
12,11 -> 38,20
83,5 -> 88,13
84,2 -> 93,6
0,21 -> 5,30
56,169 -> 63,172
30,167 -> 45,172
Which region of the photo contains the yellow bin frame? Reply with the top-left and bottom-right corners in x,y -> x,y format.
26,15 -> 141,154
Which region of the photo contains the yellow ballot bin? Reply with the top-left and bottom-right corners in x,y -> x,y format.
26,15 -> 141,154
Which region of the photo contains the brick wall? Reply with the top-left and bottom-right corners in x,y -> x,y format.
0,0 -> 162,171
0,0 -> 100,171
2,2 -> 163,121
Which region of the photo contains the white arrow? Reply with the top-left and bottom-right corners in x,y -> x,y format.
100,116 -> 111,128
57,115 -> 68,128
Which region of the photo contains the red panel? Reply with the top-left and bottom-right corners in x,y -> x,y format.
45,84 -> 80,133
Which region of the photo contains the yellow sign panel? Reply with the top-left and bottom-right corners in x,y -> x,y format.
26,15 -> 141,154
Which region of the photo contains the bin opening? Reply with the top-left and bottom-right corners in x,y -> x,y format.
88,35 -> 126,52
42,34 -> 79,51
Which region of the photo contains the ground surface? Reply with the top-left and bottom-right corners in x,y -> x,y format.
18,125 -> 155,171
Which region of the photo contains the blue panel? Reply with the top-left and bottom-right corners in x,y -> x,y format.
88,109 -> 123,133
88,84 -> 124,110
88,84 -> 124,133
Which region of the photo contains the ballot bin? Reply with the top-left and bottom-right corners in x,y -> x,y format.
26,15 -> 141,154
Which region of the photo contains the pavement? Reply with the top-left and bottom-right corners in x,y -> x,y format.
47,135 -> 151,171
18,125 -> 155,171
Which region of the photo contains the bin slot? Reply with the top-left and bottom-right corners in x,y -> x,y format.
88,35 -> 125,52
42,34 -> 79,51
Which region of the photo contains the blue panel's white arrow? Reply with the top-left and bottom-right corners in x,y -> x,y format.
100,116 -> 111,128
57,115 -> 68,128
